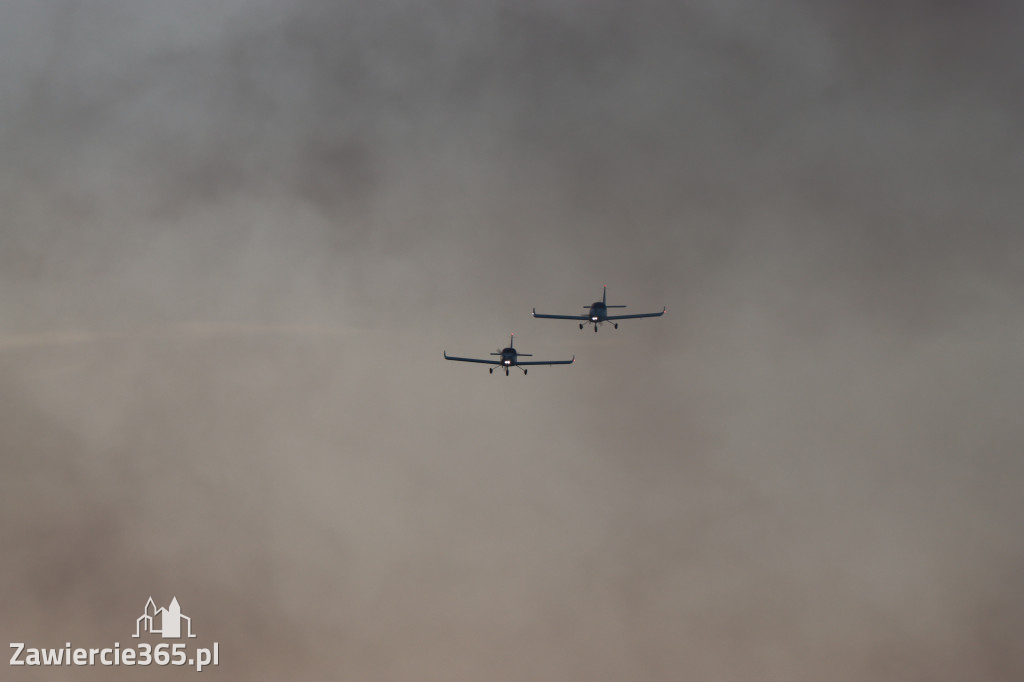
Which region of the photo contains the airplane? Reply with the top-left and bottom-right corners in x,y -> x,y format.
443,334 -> 574,376
532,286 -> 666,332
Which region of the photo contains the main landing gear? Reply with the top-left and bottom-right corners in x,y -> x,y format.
491,366 -> 525,376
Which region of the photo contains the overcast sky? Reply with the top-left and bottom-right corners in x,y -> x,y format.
2,2 -> 1022,680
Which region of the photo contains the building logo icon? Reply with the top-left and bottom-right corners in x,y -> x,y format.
133,597 -> 196,639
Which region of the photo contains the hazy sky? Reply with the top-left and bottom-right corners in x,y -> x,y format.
2,2 -> 1023,680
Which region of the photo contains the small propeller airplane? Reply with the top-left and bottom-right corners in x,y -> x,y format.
532,286 -> 666,332
443,334 -> 575,376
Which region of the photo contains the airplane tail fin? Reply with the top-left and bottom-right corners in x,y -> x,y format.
602,286 -> 626,307
604,286 -> 626,308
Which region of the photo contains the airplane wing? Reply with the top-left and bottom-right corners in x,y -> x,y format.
532,308 -> 589,321
606,307 -> 666,321
518,355 -> 575,366
443,352 -> 499,365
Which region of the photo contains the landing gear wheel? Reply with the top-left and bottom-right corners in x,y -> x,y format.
524,369 -> 528,375
489,367 -> 493,374
505,368 -> 509,376
579,323 -> 584,330
594,326 -> 598,332
614,323 -> 618,329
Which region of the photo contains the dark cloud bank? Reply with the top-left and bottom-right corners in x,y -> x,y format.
1,1 -> 1022,680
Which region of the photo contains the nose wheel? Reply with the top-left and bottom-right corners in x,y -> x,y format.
505,368 -> 510,376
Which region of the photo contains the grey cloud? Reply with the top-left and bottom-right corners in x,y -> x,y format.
1,1 -> 1022,680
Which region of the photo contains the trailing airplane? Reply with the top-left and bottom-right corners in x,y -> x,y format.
443,334 -> 574,376
532,286 -> 666,332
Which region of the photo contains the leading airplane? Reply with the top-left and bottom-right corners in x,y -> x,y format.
532,286 -> 666,332
443,334 -> 574,376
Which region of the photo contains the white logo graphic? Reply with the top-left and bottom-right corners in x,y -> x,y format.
10,596 -> 218,671
133,597 -> 196,639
